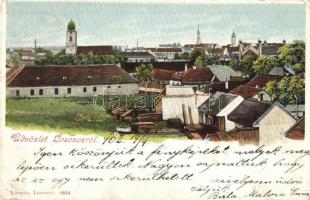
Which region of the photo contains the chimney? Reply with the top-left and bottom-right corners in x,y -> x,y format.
238,40 -> 243,60
258,39 -> 262,57
184,63 -> 188,72
225,79 -> 229,90
193,65 -> 197,70
116,63 -> 121,68
256,84 -> 259,88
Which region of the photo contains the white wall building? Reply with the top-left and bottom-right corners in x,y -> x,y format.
6,65 -> 139,98
216,96 -> 244,132
162,86 -> 209,124
253,102 -> 298,144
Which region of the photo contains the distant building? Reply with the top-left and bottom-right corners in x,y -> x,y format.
147,47 -> 182,60
238,39 -> 285,59
65,20 -> 114,56
123,51 -> 155,63
6,65 -> 139,98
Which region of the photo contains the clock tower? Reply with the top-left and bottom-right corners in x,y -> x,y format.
65,19 -> 77,55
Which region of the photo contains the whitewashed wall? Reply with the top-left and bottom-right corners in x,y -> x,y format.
217,96 -> 244,132
162,94 -> 209,124
7,83 -> 139,98
255,105 -> 297,144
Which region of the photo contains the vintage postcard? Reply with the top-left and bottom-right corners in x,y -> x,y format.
0,0 -> 309,199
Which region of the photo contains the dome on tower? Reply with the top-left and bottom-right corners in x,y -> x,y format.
67,20 -> 76,31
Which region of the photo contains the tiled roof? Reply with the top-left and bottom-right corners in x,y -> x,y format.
231,85 -> 262,98
7,65 -> 138,87
147,48 -> 182,53
227,98 -> 271,127
151,68 -> 177,81
261,46 -> 280,56
208,65 -> 242,81
285,117 -> 305,140
77,46 -> 114,55
182,67 -> 217,84
123,51 -> 155,58
204,77 -> 250,93
245,75 -> 283,88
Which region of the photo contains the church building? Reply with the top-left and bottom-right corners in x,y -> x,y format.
65,20 -> 114,56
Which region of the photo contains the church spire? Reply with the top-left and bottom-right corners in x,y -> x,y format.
196,24 -> 201,45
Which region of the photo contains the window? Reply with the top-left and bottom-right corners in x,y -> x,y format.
118,85 -> 121,88
69,36 -> 72,42
16,90 -> 20,97
30,89 -> 34,96
55,88 -> 59,95
39,89 -> 43,96
107,86 -> 111,88
83,87 -> 87,93
93,87 -> 97,92
67,88 -> 71,94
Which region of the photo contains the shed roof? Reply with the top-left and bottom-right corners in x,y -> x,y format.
208,65 -> 242,82
285,117 -> 305,140
227,98 -> 271,127
231,85 -> 262,98
182,67 -> 217,84
199,92 -> 238,115
245,75 -> 283,88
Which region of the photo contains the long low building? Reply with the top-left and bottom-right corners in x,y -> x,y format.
6,65 -> 139,98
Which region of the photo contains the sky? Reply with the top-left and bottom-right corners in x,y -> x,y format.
6,1 -> 305,48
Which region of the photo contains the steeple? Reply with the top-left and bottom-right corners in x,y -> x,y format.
65,19 -> 77,55
231,29 -> 236,47
196,24 -> 201,45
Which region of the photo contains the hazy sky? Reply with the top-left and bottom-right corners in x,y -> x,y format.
7,1 -> 305,48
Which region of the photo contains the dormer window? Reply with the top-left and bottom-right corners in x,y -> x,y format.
88,75 -> 92,79
63,76 -> 67,80
36,76 -> 40,80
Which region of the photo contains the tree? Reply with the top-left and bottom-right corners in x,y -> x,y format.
11,52 -> 21,66
253,55 -> 277,75
278,40 -> 305,74
189,49 -> 203,64
194,55 -> 205,68
265,80 -> 279,101
135,64 -> 153,93
228,58 -> 238,71
135,64 -> 153,83
264,76 -> 305,105
239,54 -> 256,77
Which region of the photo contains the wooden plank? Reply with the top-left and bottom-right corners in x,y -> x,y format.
188,106 -> 193,125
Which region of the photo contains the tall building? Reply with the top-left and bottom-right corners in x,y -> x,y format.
231,30 -> 236,47
65,20 -> 77,55
196,24 -> 201,45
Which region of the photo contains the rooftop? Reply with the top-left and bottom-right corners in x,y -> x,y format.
227,98 -> 271,127
7,65 -> 138,87
76,46 -> 114,55
245,75 -> 283,88
231,85 -> 262,98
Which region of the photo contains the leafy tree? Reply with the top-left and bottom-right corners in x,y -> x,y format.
228,58 -> 238,71
265,80 -> 279,101
135,64 -> 153,83
239,54 -> 256,77
194,55 -> 205,68
264,76 -> 304,105
278,40 -> 305,74
189,48 -> 203,64
253,55 -> 277,75
11,52 -> 21,66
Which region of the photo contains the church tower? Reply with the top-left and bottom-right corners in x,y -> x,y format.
65,19 -> 77,55
196,24 -> 201,45
231,30 -> 236,47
